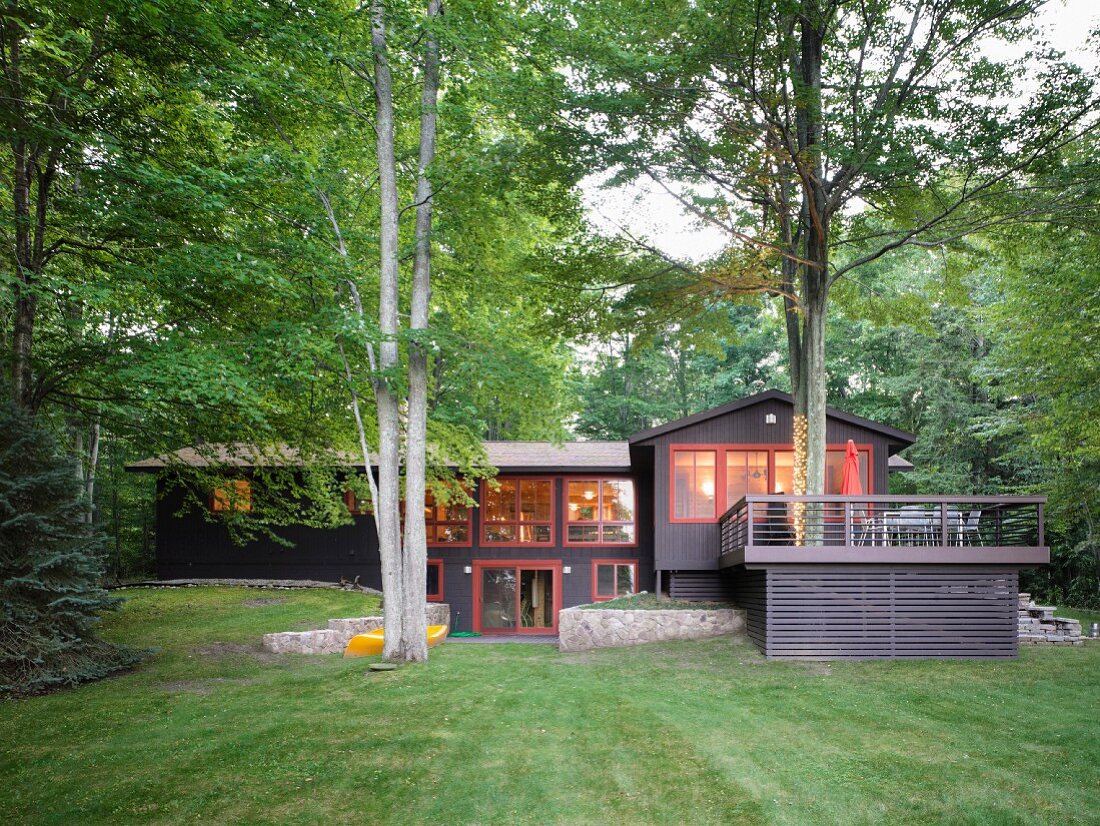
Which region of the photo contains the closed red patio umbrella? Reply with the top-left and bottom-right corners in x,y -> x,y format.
840,439 -> 863,496
841,439 -> 867,543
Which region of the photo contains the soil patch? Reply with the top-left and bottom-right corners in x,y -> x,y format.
193,641 -> 284,665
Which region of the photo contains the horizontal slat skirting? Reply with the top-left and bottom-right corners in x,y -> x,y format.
763,566 -> 1019,660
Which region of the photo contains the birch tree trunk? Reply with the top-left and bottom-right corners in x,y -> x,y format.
370,0 -> 406,660
399,0 -> 442,662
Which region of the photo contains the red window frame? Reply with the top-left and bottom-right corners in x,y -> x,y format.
591,559 -> 639,602
344,489 -> 372,516
668,443 -> 874,524
669,447 -> 719,523
479,477 -> 556,547
563,476 -> 638,547
212,479 -> 252,513
426,558 -> 444,602
425,487 -> 473,548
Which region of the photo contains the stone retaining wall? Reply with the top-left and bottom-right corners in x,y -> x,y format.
262,603 -> 450,655
558,605 -> 746,653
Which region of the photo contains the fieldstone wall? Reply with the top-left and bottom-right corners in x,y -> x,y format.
1018,593 -> 1083,645
559,605 -> 746,653
262,603 -> 450,655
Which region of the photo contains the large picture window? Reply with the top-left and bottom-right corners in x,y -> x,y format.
425,489 -> 471,546
672,450 -> 716,520
671,444 -> 874,522
566,479 -> 636,545
481,478 -> 554,544
774,449 -> 869,496
592,560 -> 638,601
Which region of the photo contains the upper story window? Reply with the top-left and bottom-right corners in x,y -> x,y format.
725,450 -> 769,504
482,478 -> 554,544
774,449 -> 869,495
212,479 -> 251,512
672,450 -> 716,520
672,444 -> 874,522
566,479 -> 636,545
425,488 -> 471,545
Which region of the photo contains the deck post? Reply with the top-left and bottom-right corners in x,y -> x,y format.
1038,502 -> 1045,547
746,498 -> 755,549
940,502 -> 949,547
844,501 -> 852,547
656,569 -> 662,601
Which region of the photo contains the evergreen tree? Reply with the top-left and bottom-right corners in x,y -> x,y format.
1,402 -> 141,695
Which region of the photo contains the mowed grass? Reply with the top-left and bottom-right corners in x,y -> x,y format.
1,588 -> 1098,825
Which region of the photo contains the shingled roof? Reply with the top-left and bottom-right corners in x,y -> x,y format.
127,441 -> 632,473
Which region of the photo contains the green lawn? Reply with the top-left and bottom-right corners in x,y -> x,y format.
2,588 -> 1098,825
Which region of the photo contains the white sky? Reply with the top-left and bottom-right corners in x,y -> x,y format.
582,0 -> 1100,262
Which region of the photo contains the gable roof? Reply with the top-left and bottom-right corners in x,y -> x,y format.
127,441 -> 632,473
627,389 -> 916,446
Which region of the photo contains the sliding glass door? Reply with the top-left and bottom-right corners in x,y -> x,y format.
474,561 -> 560,633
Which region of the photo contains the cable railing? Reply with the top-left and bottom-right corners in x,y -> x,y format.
719,495 -> 1046,557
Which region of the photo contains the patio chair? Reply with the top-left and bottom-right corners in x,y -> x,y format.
957,509 -> 982,546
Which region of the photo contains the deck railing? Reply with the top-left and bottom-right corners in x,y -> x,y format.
718,495 -> 1046,562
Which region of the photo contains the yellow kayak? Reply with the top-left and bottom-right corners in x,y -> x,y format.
344,624 -> 449,657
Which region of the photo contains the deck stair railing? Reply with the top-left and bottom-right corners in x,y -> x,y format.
719,495 -> 1046,558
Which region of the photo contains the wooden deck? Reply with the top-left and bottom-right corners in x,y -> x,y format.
718,495 -> 1049,568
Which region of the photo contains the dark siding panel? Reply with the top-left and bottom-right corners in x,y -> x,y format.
730,568 -> 767,652
642,398 -> 896,570
668,571 -> 733,601
764,565 -> 1019,659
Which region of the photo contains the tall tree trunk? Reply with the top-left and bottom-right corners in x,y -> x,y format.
370,0 -> 406,660
85,417 -> 101,524
795,0 -> 829,504
11,137 -> 38,411
401,0 -> 442,663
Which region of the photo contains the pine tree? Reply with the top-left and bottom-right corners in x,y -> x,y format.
0,402 -> 141,695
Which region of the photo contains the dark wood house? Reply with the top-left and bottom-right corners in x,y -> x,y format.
130,390 -> 1048,658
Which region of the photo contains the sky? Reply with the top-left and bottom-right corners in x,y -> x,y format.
581,0 -> 1100,262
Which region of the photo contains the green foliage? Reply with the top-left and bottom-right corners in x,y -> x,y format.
0,401 -> 141,696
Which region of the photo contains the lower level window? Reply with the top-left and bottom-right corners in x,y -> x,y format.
426,559 -> 443,602
592,560 -> 638,601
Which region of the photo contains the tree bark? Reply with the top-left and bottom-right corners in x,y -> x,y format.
400,0 -> 442,663
370,0 -> 406,660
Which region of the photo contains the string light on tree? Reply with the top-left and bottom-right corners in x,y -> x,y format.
792,413 -> 807,546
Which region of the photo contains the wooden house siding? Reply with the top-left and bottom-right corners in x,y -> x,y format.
154,473 -> 652,630
633,396 -> 903,572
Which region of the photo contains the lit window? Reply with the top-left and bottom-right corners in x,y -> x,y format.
672,450 -> 716,519
482,479 -> 553,544
426,559 -> 443,601
212,480 -> 251,512
825,449 -> 869,494
593,561 -> 638,601
725,450 -> 769,505
567,479 -> 635,544
425,488 -> 471,545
